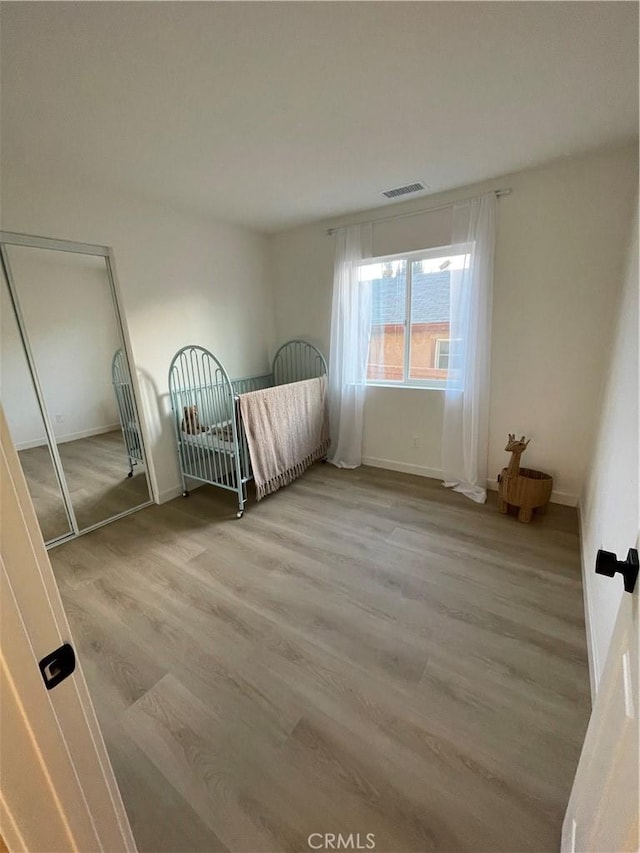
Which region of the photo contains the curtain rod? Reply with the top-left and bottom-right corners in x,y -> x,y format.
326,188 -> 512,236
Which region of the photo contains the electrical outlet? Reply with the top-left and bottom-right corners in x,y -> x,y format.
55,414 -> 64,424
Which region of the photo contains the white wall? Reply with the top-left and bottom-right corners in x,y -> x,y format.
1,172 -> 277,502
1,285 -> 48,448
579,200 -> 638,697
270,144 -> 638,504
2,248 -> 121,449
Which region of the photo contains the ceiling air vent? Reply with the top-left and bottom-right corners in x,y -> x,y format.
382,182 -> 426,199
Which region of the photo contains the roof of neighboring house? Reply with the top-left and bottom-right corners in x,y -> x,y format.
371,271 -> 450,325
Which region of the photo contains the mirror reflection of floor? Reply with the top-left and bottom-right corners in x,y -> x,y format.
18,430 -> 150,540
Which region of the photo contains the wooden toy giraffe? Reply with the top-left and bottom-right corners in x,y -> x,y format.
497,434 -> 552,523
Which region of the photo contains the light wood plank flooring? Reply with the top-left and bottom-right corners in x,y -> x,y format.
50,465 -> 590,853
19,430 -> 150,540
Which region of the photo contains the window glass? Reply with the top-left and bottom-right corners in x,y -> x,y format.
361,259 -> 407,382
409,257 -> 452,381
362,247 -> 466,387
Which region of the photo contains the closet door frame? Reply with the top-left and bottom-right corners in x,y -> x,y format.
0,230 -> 155,547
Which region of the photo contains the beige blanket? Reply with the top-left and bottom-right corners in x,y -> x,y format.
239,376 -> 329,500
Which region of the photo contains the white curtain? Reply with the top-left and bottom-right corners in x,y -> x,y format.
442,193 -> 496,502
327,223 -> 373,468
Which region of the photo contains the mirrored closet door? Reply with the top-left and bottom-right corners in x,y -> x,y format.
0,232 -> 153,547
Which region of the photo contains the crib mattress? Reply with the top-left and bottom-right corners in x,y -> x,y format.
180,424 -> 236,453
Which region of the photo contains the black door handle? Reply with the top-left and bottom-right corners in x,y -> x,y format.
595,548 -> 639,594
39,643 -> 76,690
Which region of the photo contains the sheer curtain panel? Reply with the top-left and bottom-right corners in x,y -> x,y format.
442,193 -> 496,502
327,223 -> 372,468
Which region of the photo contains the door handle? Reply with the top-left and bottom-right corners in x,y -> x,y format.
595,548 -> 639,594
38,642 -> 76,690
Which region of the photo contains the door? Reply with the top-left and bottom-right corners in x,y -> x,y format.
0,405 -> 136,852
561,555 -> 639,852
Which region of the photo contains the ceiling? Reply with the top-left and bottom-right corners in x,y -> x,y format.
1,2 -> 638,233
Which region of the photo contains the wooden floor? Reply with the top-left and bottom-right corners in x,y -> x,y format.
51,465 -> 590,853
19,430 -> 150,540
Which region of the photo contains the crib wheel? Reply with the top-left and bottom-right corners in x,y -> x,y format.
182,490 -> 190,498
127,471 -> 134,478
236,510 -> 244,518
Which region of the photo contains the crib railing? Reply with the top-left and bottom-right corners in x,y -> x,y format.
272,339 -> 327,386
231,373 -> 273,395
230,373 -> 273,482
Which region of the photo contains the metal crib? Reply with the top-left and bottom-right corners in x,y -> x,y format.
112,348 -> 144,478
168,339 -> 327,517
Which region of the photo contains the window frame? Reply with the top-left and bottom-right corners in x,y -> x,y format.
362,243 -> 468,391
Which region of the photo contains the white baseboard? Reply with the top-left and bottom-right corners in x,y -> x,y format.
15,437 -> 50,451
362,456 -> 443,480
158,480 -> 204,504
57,423 -> 121,445
158,484 -> 187,504
362,458 -> 578,507
576,500 -> 598,704
15,423 -> 121,451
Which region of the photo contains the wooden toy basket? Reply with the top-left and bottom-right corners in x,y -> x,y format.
497,436 -> 553,523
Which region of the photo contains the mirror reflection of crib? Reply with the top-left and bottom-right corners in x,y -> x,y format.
112,349 -> 144,479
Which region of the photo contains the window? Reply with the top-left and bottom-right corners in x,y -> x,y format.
360,245 -> 467,388
434,338 -> 450,371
